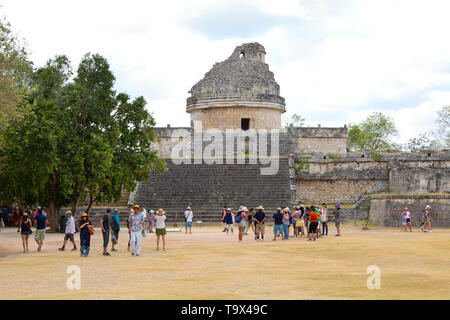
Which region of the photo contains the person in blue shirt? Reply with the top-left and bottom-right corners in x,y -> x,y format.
272,208 -> 283,241
33,209 -> 48,251
254,206 -> 266,241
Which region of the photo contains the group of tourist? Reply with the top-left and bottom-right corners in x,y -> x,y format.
10,202 -> 436,254
221,203 -> 343,242
401,205 -> 433,233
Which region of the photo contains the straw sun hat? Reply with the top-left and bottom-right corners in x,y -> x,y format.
156,208 -> 165,215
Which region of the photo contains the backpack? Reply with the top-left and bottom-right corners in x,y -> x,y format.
235,212 -> 243,223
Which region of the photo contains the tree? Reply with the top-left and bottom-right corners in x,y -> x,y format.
402,132 -> 438,152
0,53 -> 165,231
281,113 -> 305,131
347,112 -> 399,152
0,17 -> 33,127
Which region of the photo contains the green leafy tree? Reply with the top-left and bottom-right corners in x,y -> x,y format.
0,17 -> 33,127
347,112 -> 399,152
0,53 -> 165,230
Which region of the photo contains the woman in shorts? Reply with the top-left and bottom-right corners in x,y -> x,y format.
153,209 -> 167,251
17,211 -> 32,253
244,208 -> 254,235
237,207 -> 248,241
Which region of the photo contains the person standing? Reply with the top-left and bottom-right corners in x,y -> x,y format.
79,213 -> 93,257
282,209 -> 290,240
34,209 -> 48,251
334,204 -> 342,236
236,207 -> 248,242
308,207 -> 320,241
292,207 -> 300,238
244,207 -> 255,235
221,206 -> 227,232
272,208 -> 284,241
147,210 -> 155,233
111,208 -> 120,252
58,210 -> 77,251
153,208 -> 167,251
129,204 -> 145,256
184,206 -> 194,234
224,208 -> 234,234
254,206 -> 266,241
403,207 -> 412,232
17,211 -> 32,253
99,208 -> 112,256
321,203 -> 328,236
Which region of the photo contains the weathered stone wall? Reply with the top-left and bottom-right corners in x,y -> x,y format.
369,195 -> 450,227
189,106 -> 283,131
294,151 -> 450,204
297,137 -> 347,154
297,179 -> 388,204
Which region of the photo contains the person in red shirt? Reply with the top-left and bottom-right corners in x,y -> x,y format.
308,208 -> 320,241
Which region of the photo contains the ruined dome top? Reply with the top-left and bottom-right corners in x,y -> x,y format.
186,42 -> 285,111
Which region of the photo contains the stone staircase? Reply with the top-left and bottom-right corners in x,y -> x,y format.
133,157 -> 291,223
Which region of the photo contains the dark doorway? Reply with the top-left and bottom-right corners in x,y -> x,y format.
241,118 -> 250,130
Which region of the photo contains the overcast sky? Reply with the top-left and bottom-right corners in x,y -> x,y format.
2,0 -> 450,143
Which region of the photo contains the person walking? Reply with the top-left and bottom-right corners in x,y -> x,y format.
420,205 -> 432,232
254,206 -> 266,241
334,204 -> 342,236
79,213 -> 93,257
272,208 -> 284,241
321,203 -> 328,236
111,208 -> 120,251
224,208 -> 234,234
17,211 -> 32,253
184,206 -> 194,234
33,209 -> 48,251
153,208 -> 167,251
58,210 -> 77,251
129,204 -> 145,256
100,208 -> 112,256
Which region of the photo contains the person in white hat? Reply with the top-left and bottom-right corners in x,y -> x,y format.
58,210 -> 77,252
184,206 -> 194,234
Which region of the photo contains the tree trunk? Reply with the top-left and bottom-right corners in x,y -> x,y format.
86,194 -> 95,215
71,197 -> 79,218
49,201 -> 59,232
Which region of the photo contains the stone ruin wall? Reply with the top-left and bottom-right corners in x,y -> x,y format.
295,151 -> 450,204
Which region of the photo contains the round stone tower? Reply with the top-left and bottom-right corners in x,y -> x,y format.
186,42 -> 286,131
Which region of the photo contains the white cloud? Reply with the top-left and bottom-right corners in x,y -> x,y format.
1,0 -> 449,143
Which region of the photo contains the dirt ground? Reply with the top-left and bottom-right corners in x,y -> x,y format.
0,222 -> 449,300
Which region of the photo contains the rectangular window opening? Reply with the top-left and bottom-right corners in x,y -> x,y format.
241,118 -> 250,131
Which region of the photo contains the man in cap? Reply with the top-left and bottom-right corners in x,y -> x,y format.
100,208 -> 112,256
34,208 -> 48,251
58,210 -> 77,251
184,206 -> 194,234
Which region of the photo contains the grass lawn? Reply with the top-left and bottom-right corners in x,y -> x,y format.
0,222 -> 449,299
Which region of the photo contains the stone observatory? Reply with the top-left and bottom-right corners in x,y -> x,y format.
186,42 -> 286,131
